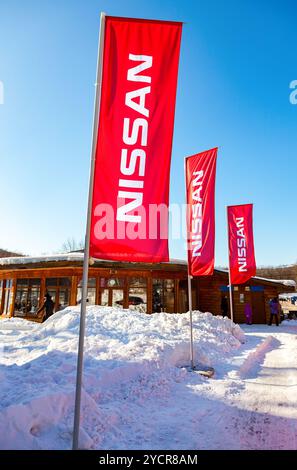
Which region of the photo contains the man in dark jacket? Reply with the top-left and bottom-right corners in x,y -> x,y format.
221,295 -> 229,317
268,297 -> 280,326
37,293 -> 55,321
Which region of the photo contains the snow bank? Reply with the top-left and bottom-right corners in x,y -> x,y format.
238,335 -> 280,379
0,317 -> 37,331
281,319 -> 297,326
26,306 -> 245,368
0,306 -> 244,449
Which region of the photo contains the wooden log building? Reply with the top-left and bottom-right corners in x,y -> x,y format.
0,253 -> 295,324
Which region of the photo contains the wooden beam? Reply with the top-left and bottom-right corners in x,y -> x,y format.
147,276 -> 152,314
95,278 -> 100,305
174,279 -> 179,313
10,279 -> 17,317
0,280 -> 5,314
70,276 -> 78,306
39,277 -> 45,310
123,277 -> 129,309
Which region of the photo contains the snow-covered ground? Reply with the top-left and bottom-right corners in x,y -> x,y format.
0,307 -> 297,450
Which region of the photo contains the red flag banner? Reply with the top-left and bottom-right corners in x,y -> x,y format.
186,148 -> 218,276
90,16 -> 182,261
227,204 -> 256,284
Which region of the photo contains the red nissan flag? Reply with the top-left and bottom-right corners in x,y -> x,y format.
186,148 -> 218,276
227,204 -> 256,285
89,16 -> 182,262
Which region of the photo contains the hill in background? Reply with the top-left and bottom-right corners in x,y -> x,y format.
256,265 -> 297,290
0,249 -> 23,258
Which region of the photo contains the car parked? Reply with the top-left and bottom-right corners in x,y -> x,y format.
116,296 -> 144,306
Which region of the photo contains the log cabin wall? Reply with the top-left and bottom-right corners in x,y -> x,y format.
196,270 -> 293,324
196,275 -> 222,316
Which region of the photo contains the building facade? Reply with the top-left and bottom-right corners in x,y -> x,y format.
0,253 -> 295,324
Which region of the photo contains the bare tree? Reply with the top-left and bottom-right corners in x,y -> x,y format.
256,264 -> 297,288
60,237 -> 84,253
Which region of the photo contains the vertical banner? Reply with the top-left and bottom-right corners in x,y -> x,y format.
227,204 -> 256,284
186,147 -> 218,276
90,16 -> 182,262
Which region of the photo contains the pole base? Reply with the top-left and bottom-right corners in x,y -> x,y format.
183,364 -> 215,378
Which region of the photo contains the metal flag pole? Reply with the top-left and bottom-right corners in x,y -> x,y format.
228,266 -> 234,323
184,157 -> 195,370
226,206 -> 234,323
187,273 -> 195,369
72,12 -> 106,451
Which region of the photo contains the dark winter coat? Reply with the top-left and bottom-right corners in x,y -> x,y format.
269,299 -> 279,315
37,297 -> 54,320
221,297 -> 228,314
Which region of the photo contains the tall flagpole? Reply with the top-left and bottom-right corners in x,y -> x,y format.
226,206 -> 234,323
187,273 -> 195,369
72,12 -> 106,450
185,157 -> 194,370
228,266 -> 234,323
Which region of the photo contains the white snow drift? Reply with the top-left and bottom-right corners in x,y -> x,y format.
1,306 -> 297,450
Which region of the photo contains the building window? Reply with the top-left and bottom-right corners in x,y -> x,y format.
100,278 -> 124,288
153,279 -> 175,313
3,279 -> 13,315
99,277 -> 125,307
101,289 -> 109,306
14,279 -> 41,317
76,278 -> 96,305
45,278 -> 70,311
128,277 -> 147,312
112,289 -> 124,307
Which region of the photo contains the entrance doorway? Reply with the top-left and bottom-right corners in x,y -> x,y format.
251,290 -> 266,324
100,277 -> 125,308
100,288 -> 125,307
220,292 -> 230,318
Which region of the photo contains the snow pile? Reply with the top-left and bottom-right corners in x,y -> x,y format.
0,306 -> 244,450
280,280 -> 296,287
237,335 -> 280,379
0,316 -> 36,331
281,319 -> 297,326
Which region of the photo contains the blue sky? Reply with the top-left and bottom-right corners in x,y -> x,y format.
0,0 -> 296,266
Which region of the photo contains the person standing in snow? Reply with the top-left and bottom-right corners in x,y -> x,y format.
221,296 -> 229,317
268,297 -> 280,326
244,302 -> 253,325
36,293 -> 55,321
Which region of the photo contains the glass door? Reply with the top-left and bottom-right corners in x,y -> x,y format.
112,289 -> 124,307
